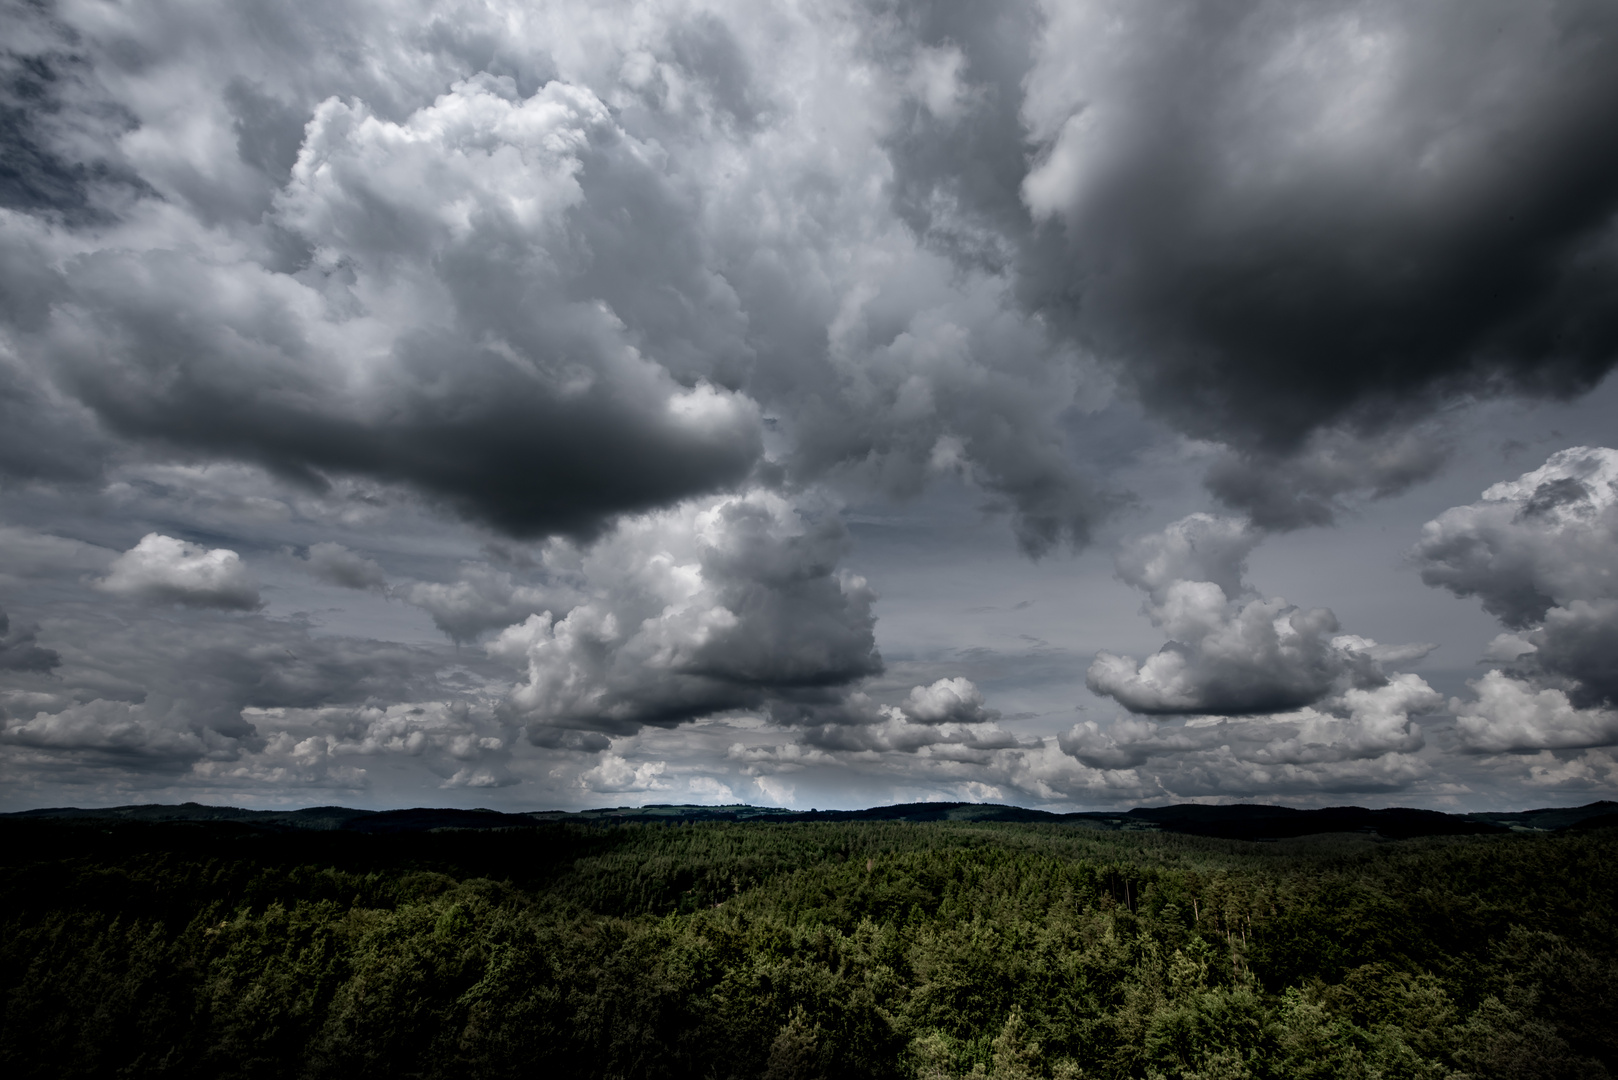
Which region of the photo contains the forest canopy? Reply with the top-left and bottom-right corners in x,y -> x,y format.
2,810 -> 1615,1079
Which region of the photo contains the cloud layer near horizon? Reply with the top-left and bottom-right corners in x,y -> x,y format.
2,0 -> 1617,810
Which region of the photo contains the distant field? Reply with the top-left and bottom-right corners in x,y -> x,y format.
2,809 -> 1614,1079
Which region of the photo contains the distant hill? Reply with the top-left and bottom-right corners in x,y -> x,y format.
7,798 -> 1617,841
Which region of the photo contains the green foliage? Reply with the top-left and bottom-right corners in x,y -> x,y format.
1,819 -> 1614,1079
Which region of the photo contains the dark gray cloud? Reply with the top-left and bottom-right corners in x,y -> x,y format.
0,1 -> 151,223
8,0 -> 1618,553
0,605 -> 58,672
1023,0 -> 1618,433
301,542 -> 388,593
15,75 -> 764,539
885,0 -> 1618,519
1202,426 -> 1453,531
877,0 -> 1043,272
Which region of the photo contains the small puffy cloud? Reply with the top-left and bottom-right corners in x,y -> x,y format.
1060,716 -> 1197,771
1483,633 -> 1536,663
746,680 -> 1014,758
752,774 -> 796,806
1088,514 -> 1431,716
295,701 -> 508,761
687,775 -> 736,802
96,533 -> 261,610
234,700 -> 516,791
301,542 -> 387,592
961,779 -> 1002,802
442,767 -> 517,789
580,753 -> 669,794
1113,512 -> 1258,602
1254,675 -> 1440,765
907,44 -> 971,122
900,677 -> 996,725
1087,598 -> 1348,715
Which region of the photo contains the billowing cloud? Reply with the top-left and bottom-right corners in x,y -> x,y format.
712,663 -> 1442,806
96,533 -> 261,610
1451,670 -> 1618,754
0,0 -> 1121,556
1086,514 -> 1432,715
11,72 -> 763,539
6,0 -> 1618,547
491,487 -> 882,738
1414,447 -> 1618,633
1416,446 -> 1618,750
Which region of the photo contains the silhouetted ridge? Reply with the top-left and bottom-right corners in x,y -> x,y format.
8,799 -> 1617,839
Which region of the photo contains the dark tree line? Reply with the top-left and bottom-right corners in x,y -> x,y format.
2,817 -> 1614,1079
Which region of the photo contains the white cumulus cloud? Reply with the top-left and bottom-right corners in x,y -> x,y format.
1087,514 -> 1431,715
97,533 -> 261,610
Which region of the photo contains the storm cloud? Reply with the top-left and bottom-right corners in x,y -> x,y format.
888,0 -> 1618,518
2,0 -> 1616,811
0,0 -> 1118,553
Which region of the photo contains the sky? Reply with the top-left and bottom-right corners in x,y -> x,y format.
2,0 -> 1618,813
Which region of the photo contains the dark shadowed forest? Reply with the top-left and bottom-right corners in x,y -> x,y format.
2,807 -> 1615,1080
